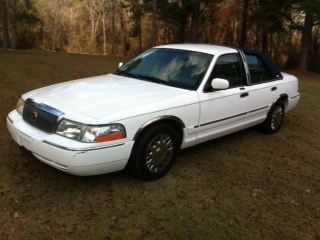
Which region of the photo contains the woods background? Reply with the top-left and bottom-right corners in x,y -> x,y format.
0,0 -> 320,72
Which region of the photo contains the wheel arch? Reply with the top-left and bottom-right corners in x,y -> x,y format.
133,116 -> 185,146
273,93 -> 289,109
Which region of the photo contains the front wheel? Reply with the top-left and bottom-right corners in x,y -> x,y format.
127,123 -> 179,180
260,103 -> 285,134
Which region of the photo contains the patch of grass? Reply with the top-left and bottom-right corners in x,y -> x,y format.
0,49 -> 319,240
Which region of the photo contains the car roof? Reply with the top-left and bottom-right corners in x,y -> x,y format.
155,44 -> 238,55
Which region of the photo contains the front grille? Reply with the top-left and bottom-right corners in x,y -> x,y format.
23,99 -> 64,133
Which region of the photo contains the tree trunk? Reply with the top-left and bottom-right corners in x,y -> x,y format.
240,0 -> 249,48
164,23 -> 167,44
102,10 -> 106,55
90,14 -> 95,50
298,9 -> 313,70
151,0 -> 157,46
0,0 -> 11,48
190,2 -> 200,43
178,17 -> 187,43
111,1 -> 116,55
119,9 -> 127,56
137,17 -> 142,52
137,2 -> 142,53
52,11 -> 58,51
261,24 -> 268,53
8,0 -> 18,49
255,22 -> 259,50
39,21 -> 44,48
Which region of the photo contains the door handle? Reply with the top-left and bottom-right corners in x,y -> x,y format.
240,92 -> 249,98
271,87 -> 277,91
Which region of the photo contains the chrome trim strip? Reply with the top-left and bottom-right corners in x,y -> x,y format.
291,94 -> 300,99
7,116 -> 13,123
133,115 -> 185,140
248,105 -> 269,113
33,153 -> 68,172
26,98 -> 64,118
194,105 -> 269,128
43,140 -> 125,152
195,112 -> 247,128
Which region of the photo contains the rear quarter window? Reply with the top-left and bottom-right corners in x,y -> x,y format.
245,54 -> 273,84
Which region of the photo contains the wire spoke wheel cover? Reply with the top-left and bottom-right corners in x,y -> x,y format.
270,106 -> 284,130
145,134 -> 174,174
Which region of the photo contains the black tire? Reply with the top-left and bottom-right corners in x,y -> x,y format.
127,123 -> 179,180
260,102 -> 285,134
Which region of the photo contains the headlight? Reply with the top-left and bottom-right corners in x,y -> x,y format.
56,119 -> 126,143
16,98 -> 25,115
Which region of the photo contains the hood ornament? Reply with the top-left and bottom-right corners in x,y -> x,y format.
32,111 -> 38,121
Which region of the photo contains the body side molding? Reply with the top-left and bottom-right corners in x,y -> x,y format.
133,116 -> 185,140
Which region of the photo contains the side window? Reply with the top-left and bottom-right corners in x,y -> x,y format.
245,54 -> 272,84
209,53 -> 245,88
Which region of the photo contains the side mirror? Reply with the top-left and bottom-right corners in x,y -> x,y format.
118,62 -> 124,68
211,78 -> 229,90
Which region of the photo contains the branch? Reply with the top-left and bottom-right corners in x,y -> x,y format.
199,0 -> 220,15
199,1 -> 210,14
289,24 -> 304,31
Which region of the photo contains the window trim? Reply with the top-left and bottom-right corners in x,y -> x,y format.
244,53 -> 283,85
203,53 -> 248,93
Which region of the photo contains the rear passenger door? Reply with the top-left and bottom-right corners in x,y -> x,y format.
244,53 -> 282,120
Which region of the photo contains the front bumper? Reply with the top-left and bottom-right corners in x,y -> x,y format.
7,110 -> 134,176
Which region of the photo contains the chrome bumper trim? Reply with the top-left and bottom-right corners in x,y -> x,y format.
42,140 -> 125,152
33,153 -> 68,172
291,94 -> 300,99
7,116 -> 13,123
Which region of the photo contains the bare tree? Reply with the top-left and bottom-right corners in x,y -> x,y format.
0,0 -> 11,48
50,0 -> 64,51
137,0 -> 143,52
119,2 -> 128,56
7,0 -> 18,49
85,0 -> 101,53
111,0 -> 117,55
102,4 -> 107,55
240,0 -> 249,48
151,0 -> 157,46
299,9 -> 318,70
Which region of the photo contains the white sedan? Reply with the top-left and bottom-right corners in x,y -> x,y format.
7,44 -> 300,180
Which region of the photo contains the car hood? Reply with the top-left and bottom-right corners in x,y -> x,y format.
23,74 -> 198,123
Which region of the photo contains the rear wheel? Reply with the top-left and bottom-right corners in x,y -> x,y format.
128,123 -> 179,180
260,102 -> 285,134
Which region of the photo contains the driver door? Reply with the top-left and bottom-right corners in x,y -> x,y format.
196,53 -> 251,144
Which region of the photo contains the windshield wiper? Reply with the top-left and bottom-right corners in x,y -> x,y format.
115,69 -> 137,78
115,70 -> 169,86
134,74 -> 169,85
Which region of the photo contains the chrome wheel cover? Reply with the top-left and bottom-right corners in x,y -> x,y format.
145,134 -> 174,173
271,106 -> 283,130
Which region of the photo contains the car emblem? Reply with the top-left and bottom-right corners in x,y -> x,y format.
32,111 -> 38,122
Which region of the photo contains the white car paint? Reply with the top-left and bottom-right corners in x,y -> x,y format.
7,44 -> 300,176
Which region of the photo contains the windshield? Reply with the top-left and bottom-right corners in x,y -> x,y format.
115,48 -> 213,90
